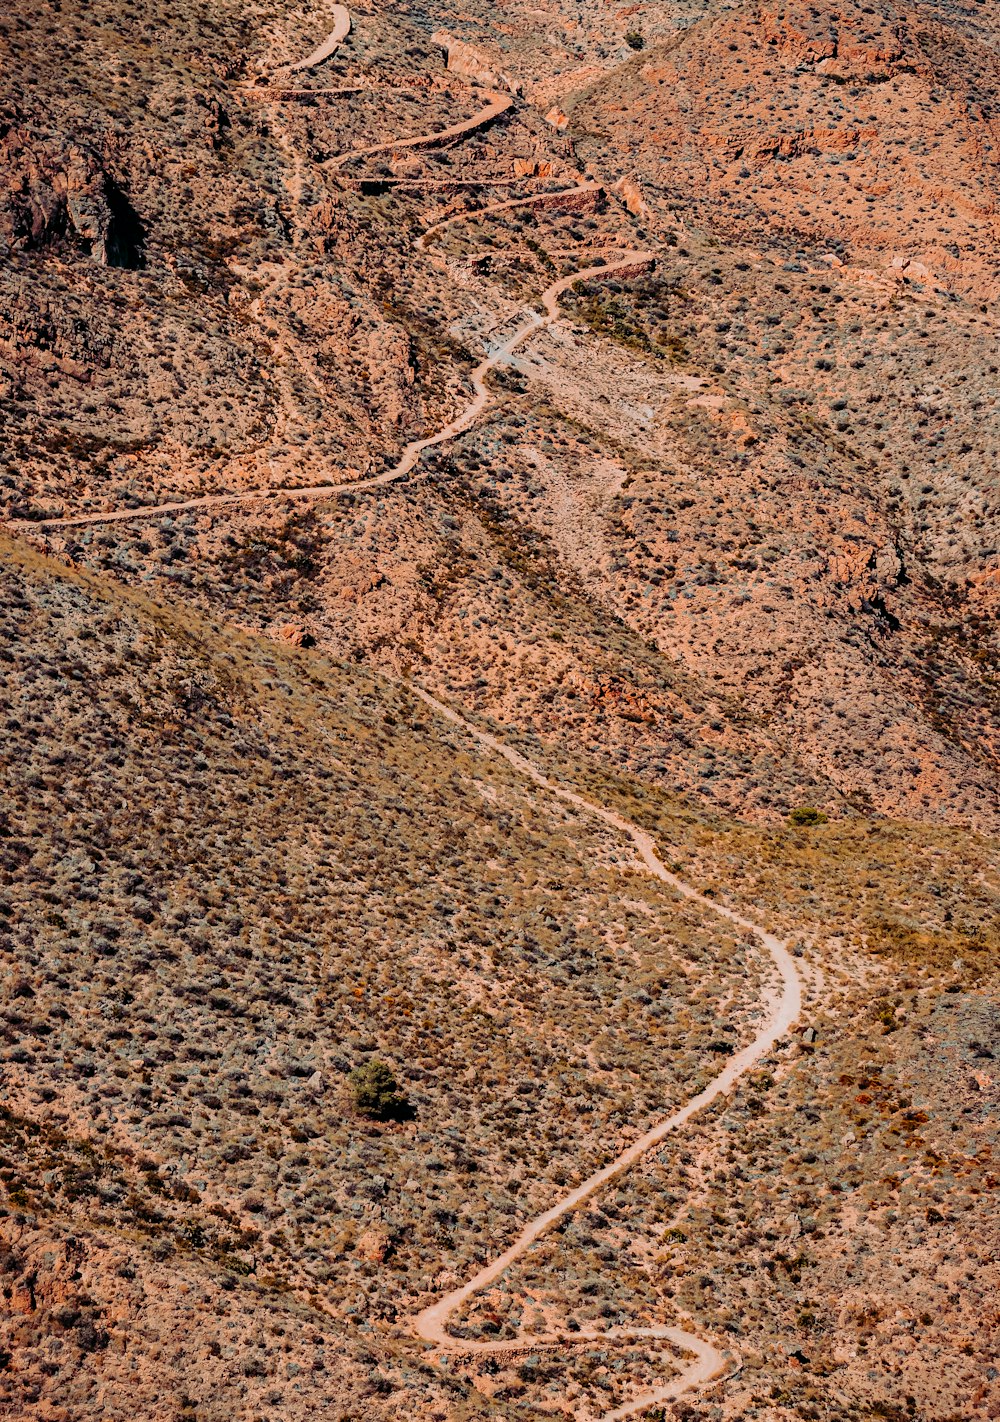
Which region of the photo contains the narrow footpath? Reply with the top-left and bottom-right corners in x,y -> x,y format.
416,180 -> 603,249
3,36 -> 805,1411
324,90 -> 513,169
409,685 -> 802,1419
287,5 -> 351,71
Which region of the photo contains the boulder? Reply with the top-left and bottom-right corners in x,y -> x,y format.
275,623 -> 315,648
431,30 -> 519,94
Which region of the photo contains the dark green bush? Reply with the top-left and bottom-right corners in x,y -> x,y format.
788,807 -> 829,826
348,1060 -> 411,1121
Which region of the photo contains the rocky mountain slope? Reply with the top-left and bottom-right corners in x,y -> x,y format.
3,0 -> 999,832
1,0 -> 998,1417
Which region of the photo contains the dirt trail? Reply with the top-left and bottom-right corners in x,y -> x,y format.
288,5 -> 351,71
409,684 -> 802,1419
325,90 -> 512,169
353,177 -> 524,190
8,25 -> 803,1417
13,250 -> 654,530
417,180 -> 602,249
242,84 -> 426,101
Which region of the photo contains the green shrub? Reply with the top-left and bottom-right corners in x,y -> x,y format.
788,807 -> 829,826
348,1060 -> 411,1121
625,30 -> 644,49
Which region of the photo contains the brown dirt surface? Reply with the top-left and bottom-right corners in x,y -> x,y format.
2,0 -> 999,1416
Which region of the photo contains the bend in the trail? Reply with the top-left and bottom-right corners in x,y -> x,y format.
325,90 -> 512,169
288,5 -> 351,71
8,22 -> 803,1419
408,684 -> 802,1420
12,249 -> 654,531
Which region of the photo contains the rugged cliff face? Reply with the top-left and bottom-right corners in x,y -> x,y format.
1,0 -> 998,1417
1,126 -> 146,267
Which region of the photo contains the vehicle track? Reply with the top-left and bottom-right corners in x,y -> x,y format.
12,250 -> 654,530
408,684 -> 802,1418
287,4 -> 351,71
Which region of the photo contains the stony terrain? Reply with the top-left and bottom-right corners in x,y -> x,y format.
1,0 -> 998,1417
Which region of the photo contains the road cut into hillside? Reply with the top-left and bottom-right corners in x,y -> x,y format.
288,5 -> 351,71
12,250 -> 654,530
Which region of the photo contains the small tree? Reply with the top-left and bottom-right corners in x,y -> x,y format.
349,1060 -> 410,1121
788,806 -> 828,826
625,30 -> 645,50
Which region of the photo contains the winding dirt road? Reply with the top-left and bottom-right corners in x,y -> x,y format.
408,684 -> 802,1418
7,23 -> 806,1418
324,90 -> 512,169
288,5 -> 351,72
14,249 -> 653,531
416,180 -> 602,250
